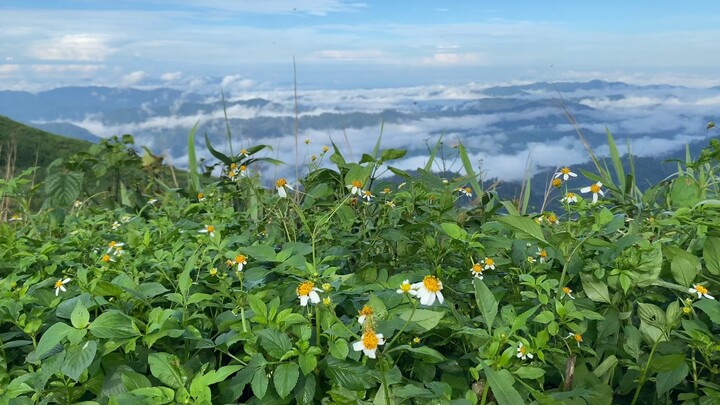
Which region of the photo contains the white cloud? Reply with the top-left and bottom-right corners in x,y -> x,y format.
161,71 -> 183,82
221,74 -> 255,89
121,71 -> 147,86
420,53 -> 484,66
28,34 -> 115,61
31,64 -> 104,74
0,64 -> 20,75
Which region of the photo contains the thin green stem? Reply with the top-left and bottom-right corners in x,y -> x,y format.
315,304 -> 321,347
630,339 -> 660,405
384,298 -> 417,351
480,379 -> 490,405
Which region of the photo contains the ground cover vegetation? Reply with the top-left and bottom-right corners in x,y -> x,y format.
1,120 -> 720,404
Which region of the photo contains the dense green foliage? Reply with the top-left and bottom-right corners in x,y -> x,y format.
1,128 -> 720,404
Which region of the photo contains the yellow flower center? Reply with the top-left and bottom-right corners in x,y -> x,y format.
464,187 -> 472,194
422,275 -> 442,293
519,345 -> 527,355
400,282 -> 412,293
322,146 -> 329,152
484,258 -> 494,266
102,254 -> 111,262
311,155 -> 317,161
54,279 -> 64,288
296,281 -> 315,296
198,193 -> 204,199
241,148 -> 248,155
364,191 -> 372,197
573,333 -> 583,344
562,287 -> 572,294
361,331 -> 379,350
472,263 -> 483,273
210,268 -> 218,276
547,214 -> 558,223
383,187 -> 391,194
352,180 -> 363,188
276,178 -> 287,187
235,255 -> 246,264
359,305 -> 373,317
696,285 -> 709,295
552,178 -> 562,188
206,225 -> 215,233
230,163 -> 237,170
240,165 -> 246,171
561,167 -> 571,174
590,184 -> 600,193
108,241 -> 116,248
539,249 -> 547,258
566,192 -> 576,199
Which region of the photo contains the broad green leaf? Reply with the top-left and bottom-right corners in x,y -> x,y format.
580,273 -> 611,304
128,387 -> 175,403
328,338 -> 349,360
298,353 -> 317,375
380,148 -> 407,162
474,279 -> 498,332
295,374 -> 317,405
514,366 -> 546,380
71,301 -> 90,329
89,311 -> 140,339
656,362 -> 689,396
36,322 -> 74,358
441,222 -> 467,241
533,311 -> 555,324
399,309 -> 444,332
274,363 -> 300,399
322,357 -> 375,390
45,170 -> 83,207
122,370 -> 152,390
61,340 -> 97,381
693,299 -> 720,324
703,237 -> 720,275
483,365 -> 524,405
256,329 -> 293,359
250,366 -> 269,399
497,216 -> 547,245
665,246 -> 700,286
148,352 -> 186,389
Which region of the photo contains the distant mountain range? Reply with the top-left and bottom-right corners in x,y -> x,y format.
0,80 -> 716,195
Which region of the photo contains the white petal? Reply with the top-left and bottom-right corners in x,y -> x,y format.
364,348 -> 376,359
436,291 -> 444,304
420,292 -> 435,306
299,295 -> 309,306
352,341 -> 364,351
596,182 -> 603,187
569,172 -> 577,177
278,187 -> 287,198
408,290 -> 417,296
309,291 -> 321,304
592,193 -> 599,204
63,278 -> 72,283
527,353 -> 534,359
580,186 -> 591,193
411,282 -> 424,289
706,294 -> 715,300
55,288 -> 60,296
376,334 -> 384,342
553,172 -> 561,179
358,315 -> 366,324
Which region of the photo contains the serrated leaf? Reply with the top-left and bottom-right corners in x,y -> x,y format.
704,237 -> 720,275
45,170 -> 83,207
251,366 -> 268,399
322,357 -> 375,390
497,216 -> 547,245
274,363 -> 300,398
256,329 -> 293,359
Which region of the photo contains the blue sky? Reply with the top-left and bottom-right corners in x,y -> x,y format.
1,0 -> 720,91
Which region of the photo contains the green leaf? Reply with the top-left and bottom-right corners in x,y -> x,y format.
458,142 -> 483,199
186,122 -> 200,194
295,374 -> 317,405
513,366 -> 546,380
380,149 -> 407,162
580,273 -> 611,304
45,170 -> 83,207
274,363 -> 300,399
61,340 -> 97,381
322,357 -> 375,390
89,311 -> 140,339
474,279 -> 498,332
606,128 -> 626,192
441,222 -> 467,241
204,132 -> 231,165
656,362 -> 689,396
71,301 -> 90,329
148,352 -> 186,389
122,370 -> 152,390
399,309 -> 444,332
128,387 -> 175,403
256,329 -> 293,359
665,246 -> 700,286
36,322 -> 74,358
533,311 -> 555,324
298,353 -> 317,375
694,299 -> 720,324
703,237 -> 720,275
496,216 -> 547,245
405,345 -> 446,363
483,365 -> 524,405
328,338 -> 349,360
250,366 -> 269,399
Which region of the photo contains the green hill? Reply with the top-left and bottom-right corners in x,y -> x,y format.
0,114 -> 92,176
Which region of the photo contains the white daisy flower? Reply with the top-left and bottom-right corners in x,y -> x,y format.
352,330 -> 385,359
580,182 -> 605,204
54,278 -> 71,296
296,281 -> 322,306
412,275 -> 444,306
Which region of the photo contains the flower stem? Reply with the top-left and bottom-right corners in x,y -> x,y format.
630,339 -> 659,405
315,304 -> 321,347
